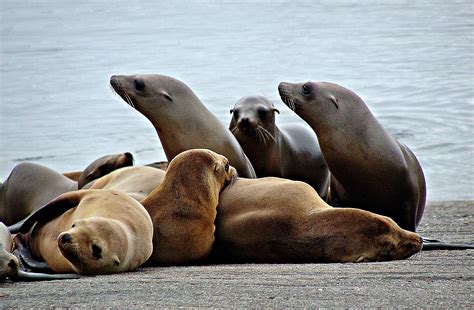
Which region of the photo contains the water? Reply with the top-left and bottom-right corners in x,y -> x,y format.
1,1 -> 472,201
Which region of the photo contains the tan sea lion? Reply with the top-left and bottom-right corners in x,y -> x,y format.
109,74 -> 257,178
90,166 -> 166,201
17,189 -> 153,275
278,81 -> 426,232
212,177 -> 422,263
141,149 -> 237,265
229,95 -> 330,197
1,153 -> 134,226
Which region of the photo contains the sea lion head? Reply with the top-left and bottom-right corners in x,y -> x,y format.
321,209 -> 422,263
278,81 -> 366,132
110,74 -> 199,126
78,152 -> 134,189
57,217 -> 128,275
0,245 -> 18,280
165,149 -> 238,194
229,96 -> 279,145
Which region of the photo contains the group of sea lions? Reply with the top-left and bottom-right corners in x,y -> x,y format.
1,74 -> 471,281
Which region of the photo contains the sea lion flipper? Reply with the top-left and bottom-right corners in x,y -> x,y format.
18,191 -> 85,234
422,238 -> 474,251
8,218 -> 27,234
12,270 -> 79,281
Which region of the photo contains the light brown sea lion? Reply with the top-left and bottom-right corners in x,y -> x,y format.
1,153 -> 134,226
229,95 -> 330,197
109,74 -> 257,178
141,149 -> 237,265
0,222 -> 78,281
17,189 -> 153,275
278,81 -> 426,232
90,166 -> 166,201
212,177 -> 422,263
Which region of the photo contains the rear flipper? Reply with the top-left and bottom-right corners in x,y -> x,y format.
422,237 -> 474,251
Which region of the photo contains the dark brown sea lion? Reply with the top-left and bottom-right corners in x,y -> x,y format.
109,74 -> 257,178
229,95 -> 330,197
211,177 -> 422,263
17,189 -> 153,275
278,81 -> 426,232
141,149 -> 237,265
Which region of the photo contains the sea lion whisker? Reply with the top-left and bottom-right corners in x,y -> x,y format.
230,126 -> 238,134
256,127 -> 267,146
258,125 -> 276,143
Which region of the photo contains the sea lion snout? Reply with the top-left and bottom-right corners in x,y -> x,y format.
60,233 -> 72,244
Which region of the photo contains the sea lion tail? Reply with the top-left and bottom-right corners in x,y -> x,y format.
421,237 -> 474,251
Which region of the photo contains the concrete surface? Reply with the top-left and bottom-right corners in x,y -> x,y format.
1,201 -> 472,308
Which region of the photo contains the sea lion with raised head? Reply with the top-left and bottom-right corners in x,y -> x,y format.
17,189 -> 153,275
141,149 -> 237,265
109,74 -> 256,178
229,95 -> 330,197
278,81 -> 426,232
212,177 -> 422,263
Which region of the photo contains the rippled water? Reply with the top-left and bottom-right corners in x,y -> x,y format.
1,1 -> 473,201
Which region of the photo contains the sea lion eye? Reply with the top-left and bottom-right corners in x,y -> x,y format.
91,244 -> 102,259
224,163 -> 229,172
302,84 -> 311,95
71,224 -> 76,228
257,108 -> 267,120
134,79 -> 145,91
233,110 -> 239,120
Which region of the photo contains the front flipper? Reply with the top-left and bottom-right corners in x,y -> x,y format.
422,237 -> 474,251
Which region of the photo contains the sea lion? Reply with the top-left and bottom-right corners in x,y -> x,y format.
0,163 -> 78,226
1,153 -> 134,226
109,74 -> 257,178
278,81 -> 426,232
212,177 -> 422,263
0,222 -> 78,281
90,166 -> 166,201
17,189 -> 153,275
141,149 -> 237,265
229,95 -> 330,197
74,152 -> 134,189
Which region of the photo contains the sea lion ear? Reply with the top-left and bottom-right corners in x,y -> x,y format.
162,91 -> 173,103
273,108 -> 280,114
214,163 -> 219,172
19,190 -> 87,234
229,109 -> 234,114
330,95 -> 339,109
113,257 -> 120,266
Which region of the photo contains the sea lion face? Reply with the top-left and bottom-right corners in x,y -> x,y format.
57,218 -> 126,275
229,96 -> 279,143
110,74 -> 193,124
0,246 -> 18,279
278,81 -> 349,126
326,212 -> 423,262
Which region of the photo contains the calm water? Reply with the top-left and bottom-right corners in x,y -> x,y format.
1,1 -> 473,201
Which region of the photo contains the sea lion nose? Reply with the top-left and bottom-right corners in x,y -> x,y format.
61,233 -> 72,244
240,117 -> 249,125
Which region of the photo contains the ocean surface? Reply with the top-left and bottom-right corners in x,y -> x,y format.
1,1 -> 472,201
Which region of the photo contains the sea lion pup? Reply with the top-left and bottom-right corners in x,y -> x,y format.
17,189 -> 153,275
278,81 -> 426,232
64,152 -> 134,189
229,95 -> 330,197
0,222 -> 78,281
89,166 -> 166,201
141,149 -> 237,265
109,74 -> 257,178
212,177 -> 423,263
